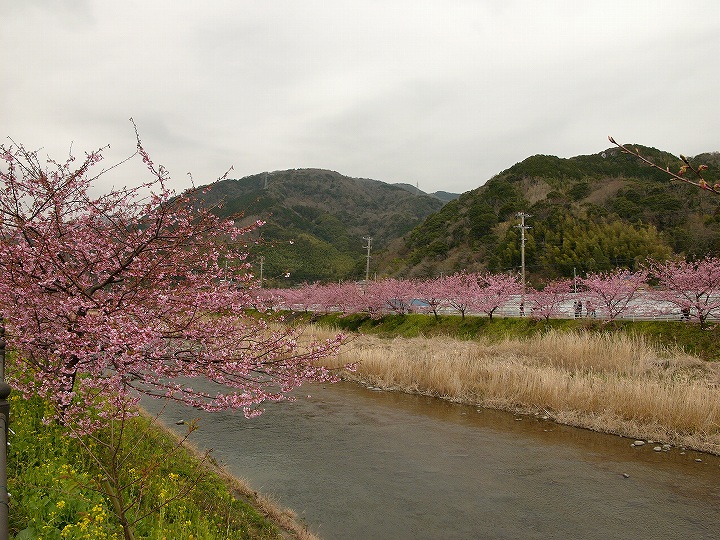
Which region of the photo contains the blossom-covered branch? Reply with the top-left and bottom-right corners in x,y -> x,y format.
0,139 -> 343,433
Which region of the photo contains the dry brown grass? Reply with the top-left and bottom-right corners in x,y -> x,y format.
306,326 -> 720,454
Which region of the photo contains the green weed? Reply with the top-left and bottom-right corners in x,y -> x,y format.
7,395 -> 280,539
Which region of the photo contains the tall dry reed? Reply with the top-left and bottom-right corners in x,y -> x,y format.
304,326 -> 720,453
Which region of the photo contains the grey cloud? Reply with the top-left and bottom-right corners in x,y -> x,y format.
3,0 -> 720,195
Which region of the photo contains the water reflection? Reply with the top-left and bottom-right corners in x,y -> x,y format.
144,381 -> 720,540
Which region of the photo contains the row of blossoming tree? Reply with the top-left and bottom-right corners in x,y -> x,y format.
263,258 -> 720,327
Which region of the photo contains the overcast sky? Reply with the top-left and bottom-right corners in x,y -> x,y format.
3,1 -> 719,195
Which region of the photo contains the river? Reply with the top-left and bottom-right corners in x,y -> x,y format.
144,381 -> 720,540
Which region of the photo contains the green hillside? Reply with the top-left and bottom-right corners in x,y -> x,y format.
197,168 -> 447,284
389,145 -> 720,281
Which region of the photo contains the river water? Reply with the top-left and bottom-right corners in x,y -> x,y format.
144,381 -> 720,540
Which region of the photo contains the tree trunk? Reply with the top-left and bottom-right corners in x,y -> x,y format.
103,478 -> 135,540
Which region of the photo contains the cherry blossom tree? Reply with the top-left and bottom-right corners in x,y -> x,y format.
414,277 -> 448,320
470,273 -> 522,320
579,269 -> 649,321
321,281 -> 365,315
353,280 -> 386,318
265,283 -> 321,313
0,139 -> 343,430
441,273 -> 478,319
528,279 -> 574,321
650,256 -> 720,328
365,278 -> 418,316
0,138 -> 346,537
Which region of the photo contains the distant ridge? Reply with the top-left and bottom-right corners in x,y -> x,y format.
392,182 -> 460,202
191,168 -> 449,284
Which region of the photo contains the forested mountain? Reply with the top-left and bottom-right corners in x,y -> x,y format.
196,168 -> 448,284
387,145 -> 720,282
192,146 -> 719,285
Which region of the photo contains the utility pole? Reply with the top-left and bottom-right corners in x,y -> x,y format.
515,212 -> 532,315
259,256 -> 265,288
363,237 -> 372,292
573,267 -> 577,293
0,317 -> 10,540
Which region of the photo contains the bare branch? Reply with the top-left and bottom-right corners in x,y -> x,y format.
608,136 -> 720,194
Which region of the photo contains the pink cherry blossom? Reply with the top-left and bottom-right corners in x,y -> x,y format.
579,269 -> 648,321
528,279 -> 574,321
650,256 -> 720,327
470,272 -> 522,320
0,140 -> 343,433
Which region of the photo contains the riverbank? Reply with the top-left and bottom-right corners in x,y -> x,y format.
300,314 -> 720,455
152,414 -> 321,540
298,312 -> 720,360
7,392 -> 319,539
